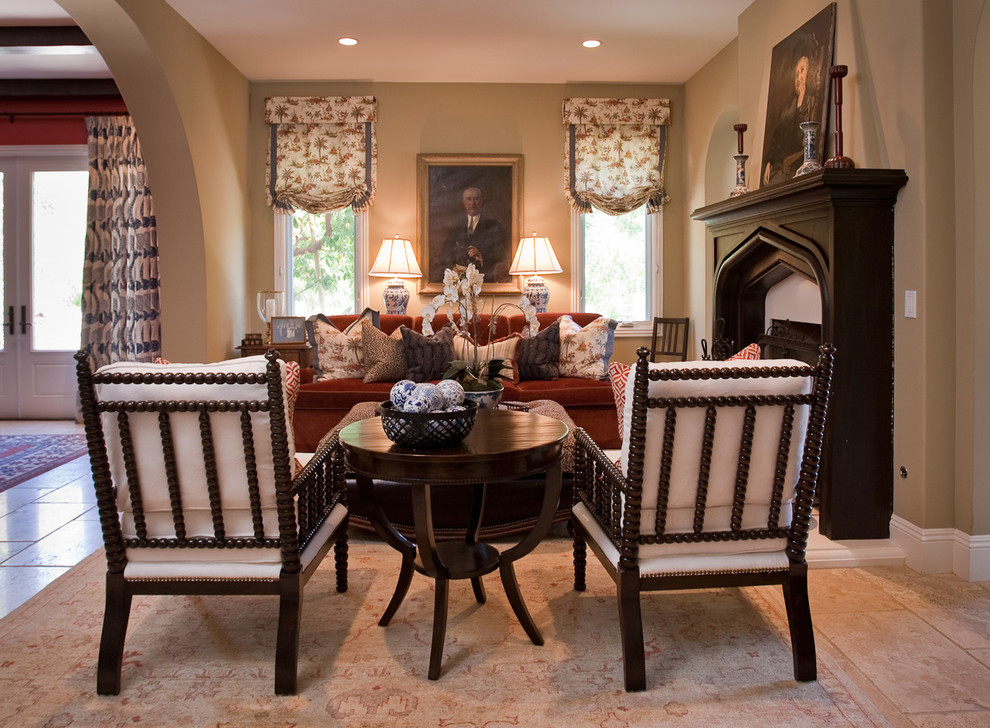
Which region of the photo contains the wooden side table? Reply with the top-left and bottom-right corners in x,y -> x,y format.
237,342 -> 312,368
337,409 -> 568,680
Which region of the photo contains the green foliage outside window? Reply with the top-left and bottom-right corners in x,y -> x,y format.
583,208 -> 648,321
291,207 -> 356,316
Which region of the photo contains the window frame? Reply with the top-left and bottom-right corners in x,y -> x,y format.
569,206 -> 661,336
273,207 -> 369,315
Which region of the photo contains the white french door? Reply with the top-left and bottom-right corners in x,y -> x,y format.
0,147 -> 88,419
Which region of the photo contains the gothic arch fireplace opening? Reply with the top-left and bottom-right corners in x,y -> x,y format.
713,225 -> 828,364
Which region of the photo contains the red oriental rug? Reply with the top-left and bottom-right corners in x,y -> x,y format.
0,434 -> 88,493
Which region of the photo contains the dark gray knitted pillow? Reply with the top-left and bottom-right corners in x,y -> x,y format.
517,319 -> 560,380
400,325 -> 455,382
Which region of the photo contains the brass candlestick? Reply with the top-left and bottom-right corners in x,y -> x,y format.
825,65 -> 855,169
730,123 -> 750,197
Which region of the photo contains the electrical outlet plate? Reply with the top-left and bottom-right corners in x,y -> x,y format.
905,290 -> 917,318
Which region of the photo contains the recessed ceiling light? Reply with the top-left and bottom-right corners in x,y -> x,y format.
582,39 -> 601,48
338,37 -> 358,46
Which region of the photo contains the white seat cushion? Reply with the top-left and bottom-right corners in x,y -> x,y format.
122,503 -> 347,580
573,503 -> 790,574
619,358 -> 811,536
95,355 -> 295,546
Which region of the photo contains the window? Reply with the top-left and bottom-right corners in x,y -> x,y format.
274,207 -> 368,317
571,205 -> 660,333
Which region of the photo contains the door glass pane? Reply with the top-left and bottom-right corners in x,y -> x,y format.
31,170 -> 87,351
0,171 -> 5,351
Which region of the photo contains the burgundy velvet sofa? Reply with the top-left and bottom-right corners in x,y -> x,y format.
292,311 -> 621,453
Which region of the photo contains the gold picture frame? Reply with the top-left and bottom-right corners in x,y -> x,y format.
417,153 -> 523,294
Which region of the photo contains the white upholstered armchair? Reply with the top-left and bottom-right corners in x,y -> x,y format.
571,345 -> 834,691
75,351 -> 349,695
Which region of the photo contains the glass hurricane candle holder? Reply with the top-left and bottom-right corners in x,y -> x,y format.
256,290 -> 286,343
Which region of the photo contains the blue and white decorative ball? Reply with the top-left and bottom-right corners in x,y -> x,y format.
403,382 -> 444,413
390,379 -> 417,409
436,379 -> 465,408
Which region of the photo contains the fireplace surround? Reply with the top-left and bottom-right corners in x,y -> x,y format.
693,169 -> 908,540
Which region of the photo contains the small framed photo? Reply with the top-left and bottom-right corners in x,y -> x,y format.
271,316 -> 307,344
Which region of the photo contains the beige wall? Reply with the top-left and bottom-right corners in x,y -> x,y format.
684,39 -> 741,348
247,82 -> 686,367
57,0 -> 250,363
963,0 -> 990,534
685,0 -> 988,536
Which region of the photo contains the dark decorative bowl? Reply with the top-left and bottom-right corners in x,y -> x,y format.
379,400 -> 479,448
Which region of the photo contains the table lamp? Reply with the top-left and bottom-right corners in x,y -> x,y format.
369,236 -> 422,314
509,233 -> 562,313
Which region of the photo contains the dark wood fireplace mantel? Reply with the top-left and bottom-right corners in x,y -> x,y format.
693,168 -> 908,540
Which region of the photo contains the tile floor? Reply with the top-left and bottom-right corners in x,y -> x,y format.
1,420 -> 988,726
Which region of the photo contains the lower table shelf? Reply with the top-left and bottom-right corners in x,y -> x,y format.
415,541 -> 500,579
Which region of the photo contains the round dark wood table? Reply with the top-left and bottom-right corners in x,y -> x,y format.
338,408 -> 569,680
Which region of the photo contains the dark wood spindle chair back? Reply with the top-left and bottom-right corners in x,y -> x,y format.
571,344 -> 834,691
75,350 -> 348,696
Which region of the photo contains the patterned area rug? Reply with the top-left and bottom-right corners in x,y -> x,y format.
0,434 -> 88,493
0,537 -> 894,727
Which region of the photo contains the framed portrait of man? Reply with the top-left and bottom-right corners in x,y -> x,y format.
417,153 -> 522,293
760,3 -> 836,187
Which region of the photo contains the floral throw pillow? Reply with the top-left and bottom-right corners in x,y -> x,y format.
453,332 -> 523,383
558,315 -> 617,380
362,324 -> 407,383
401,326 -> 455,383
308,310 -> 376,381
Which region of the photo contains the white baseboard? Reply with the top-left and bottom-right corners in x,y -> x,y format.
805,527 -> 905,569
890,515 -> 990,581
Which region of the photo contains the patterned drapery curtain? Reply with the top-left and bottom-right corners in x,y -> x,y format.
81,115 -> 161,368
265,96 -> 378,214
563,97 -> 671,215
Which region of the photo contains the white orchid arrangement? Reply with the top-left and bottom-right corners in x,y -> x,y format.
421,264 -> 539,390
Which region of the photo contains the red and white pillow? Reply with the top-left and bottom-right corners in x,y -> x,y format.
608,361 -> 631,442
727,343 -> 762,360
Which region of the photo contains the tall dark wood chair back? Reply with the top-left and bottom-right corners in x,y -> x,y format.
75,350 -> 349,695
571,344 -> 834,691
649,316 -> 690,361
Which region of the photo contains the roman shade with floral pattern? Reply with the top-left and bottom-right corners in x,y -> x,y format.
563,97 -> 671,215
265,96 -> 377,214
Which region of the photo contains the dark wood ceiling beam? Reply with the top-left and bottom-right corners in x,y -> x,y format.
0,26 -> 92,47
0,79 -> 120,97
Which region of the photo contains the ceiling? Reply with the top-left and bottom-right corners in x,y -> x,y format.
0,0 -> 753,84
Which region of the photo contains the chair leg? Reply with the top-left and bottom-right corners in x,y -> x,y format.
96,573 -> 132,696
334,530 -> 348,593
782,567 -> 817,682
571,521 -> 587,592
617,570 -> 646,692
274,575 -> 303,695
